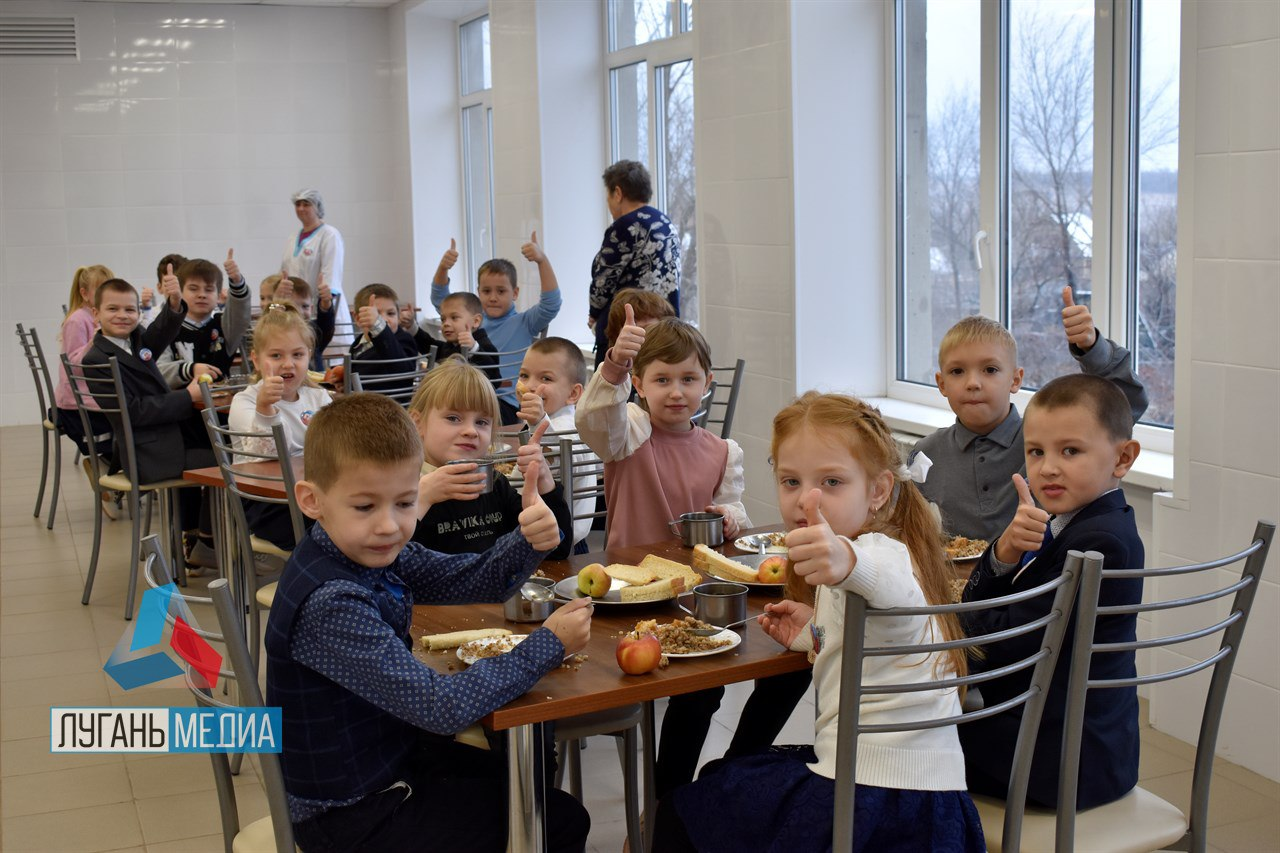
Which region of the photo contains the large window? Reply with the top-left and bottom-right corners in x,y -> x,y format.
895,0 -> 1180,430
459,15 -> 495,276
606,0 -> 698,323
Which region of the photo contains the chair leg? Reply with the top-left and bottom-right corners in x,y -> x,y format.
124,490 -> 143,620
620,727 -> 642,850
142,492 -> 154,537
168,492 -> 187,589
34,425 -> 50,518
80,479 -> 106,606
566,739 -> 583,801
553,741 -> 567,790
46,431 -> 62,530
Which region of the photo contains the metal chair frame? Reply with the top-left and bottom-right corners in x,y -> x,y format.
832,557 -> 1084,852
63,354 -> 191,619
1047,521 -> 1274,853
557,435 -> 607,539
16,324 -> 63,529
460,347 -> 535,405
707,358 -> 746,439
343,348 -> 436,398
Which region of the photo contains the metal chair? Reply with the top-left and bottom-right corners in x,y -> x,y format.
691,382 -> 715,429
975,521 -> 1274,853
558,435 -> 606,547
832,552 -> 1084,852
204,576 -> 297,852
462,347 -> 535,405
64,354 -> 194,619
344,348 -> 436,399
707,358 -> 746,439
16,324 -> 63,530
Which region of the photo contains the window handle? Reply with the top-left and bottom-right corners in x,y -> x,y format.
973,230 -> 989,271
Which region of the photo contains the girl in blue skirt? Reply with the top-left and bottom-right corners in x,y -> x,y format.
653,393 -> 986,853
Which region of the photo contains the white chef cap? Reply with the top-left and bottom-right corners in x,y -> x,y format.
291,188 -> 325,219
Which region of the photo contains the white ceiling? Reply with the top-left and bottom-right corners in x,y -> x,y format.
64,1 -> 403,8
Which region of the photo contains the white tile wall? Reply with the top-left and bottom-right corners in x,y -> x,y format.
1150,1 -> 1280,780
0,0 -> 412,425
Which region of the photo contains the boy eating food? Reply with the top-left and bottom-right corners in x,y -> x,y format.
265,392 -> 591,852
960,373 -> 1144,809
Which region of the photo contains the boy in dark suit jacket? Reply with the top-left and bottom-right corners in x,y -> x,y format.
349,283 -> 419,394
960,373 -> 1144,810
83,278 -> 217,564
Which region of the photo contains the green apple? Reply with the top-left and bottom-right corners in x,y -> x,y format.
576,562 -> 610,599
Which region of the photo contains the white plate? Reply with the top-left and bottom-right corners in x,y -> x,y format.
457,634 -> 527,665
552,575 -> 688,606
734,532 -> 788,554
946,539 -> 989,563
662,628 -> 742,659
705,553 -> 788,589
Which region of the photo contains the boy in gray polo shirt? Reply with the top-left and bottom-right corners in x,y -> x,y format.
909,287 -> 1147,541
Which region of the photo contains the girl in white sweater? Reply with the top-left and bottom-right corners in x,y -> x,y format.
228,303 -> 332,551
653,392 -> 985,852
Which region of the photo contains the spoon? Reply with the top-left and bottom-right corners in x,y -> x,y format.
520,582 -> 557,603
687,612 -> 772,637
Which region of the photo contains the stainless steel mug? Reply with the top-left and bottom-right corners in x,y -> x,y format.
504,576 -> 556,623
668,512 -> 725,547
690,582 -> 748,628
445,457 -> 496,493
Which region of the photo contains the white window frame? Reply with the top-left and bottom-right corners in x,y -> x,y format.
885,0 -> 1175,457
457,13 -> 495,284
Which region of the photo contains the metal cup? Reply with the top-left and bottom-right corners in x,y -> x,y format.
668,512 -> 725,548
504,576 -> 556,623
445,457 -> 496,494
690,582 -> 748,628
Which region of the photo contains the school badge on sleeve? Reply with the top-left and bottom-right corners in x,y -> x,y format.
140,348 -> 152,361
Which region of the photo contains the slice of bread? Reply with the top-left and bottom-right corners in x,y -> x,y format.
638,555 -> 703,591
604,564 -> 659,586
619,575 -> 688,602
692,543 -> 759,583
420,627 -> 511,651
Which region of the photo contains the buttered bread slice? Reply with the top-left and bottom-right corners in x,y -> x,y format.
638,555 -> 702,591
692,544 -> 759,583
619,575 -> 690,602
604,564 -> 660,586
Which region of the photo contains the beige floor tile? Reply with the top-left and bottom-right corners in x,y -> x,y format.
0,608 -> 95,637
105,846 -> 148,853
1,802 -> 143,853
136,784 -> 268,844
1139,741 -> 1194,781
1,736 -> 123,777
1,647 -> 104,682
1213,757 -> 1280,800
0,625 -> 99,659
146,833 -> 225,853
1,560 -> 89,582
1142,725 -> 1198,762
0,671 -> 110,710
0,546 -> 82,568
126,750 -> 260,799
1140,769 -> 1277,828
0,592 -> 87,617
1,705 -> 51,741
1210,813 -> 1280,853
0,576 -> 85,601
0,763 -> 133,818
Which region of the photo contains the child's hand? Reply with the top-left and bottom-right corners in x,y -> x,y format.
517,461 -> 560,550
995,475 -> 1051,563
224,247 -> 242,284
317,279 -> 332,312
162,263 -> 182,310
140,285 -> 155,310
545,596 -> 593,656
278,271 -> 294,298
704,505 -> 739,539
418,461 -> 486,508
520,230 -> 546,264
456,327 -> 475,350
611,303 -> 646,364
516,419 -> 555,496
185,378 -> 204,402
1061,286 -> 1096,350
356,304 -> 378,336
785,489 -> 855,587
759,600 -> 813,649
256,375 -> 285,415
517,388 -> 546,427
440,238 -> 459,273
191,363 -> 222,384
399,303 -> 415,331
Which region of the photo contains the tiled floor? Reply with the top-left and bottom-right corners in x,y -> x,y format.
2,423 -> 1278,853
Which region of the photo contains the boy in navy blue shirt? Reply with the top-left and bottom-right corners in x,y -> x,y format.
960,373 -> 1144,809
264,393 -> 590,852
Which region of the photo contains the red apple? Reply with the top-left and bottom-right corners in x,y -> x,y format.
757,555 -> 787,584
616,631 -> 662,675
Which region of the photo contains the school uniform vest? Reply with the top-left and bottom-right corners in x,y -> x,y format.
264,532 -> 421,803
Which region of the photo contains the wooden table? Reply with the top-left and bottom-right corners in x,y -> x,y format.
411,536 -> 809,852
184,458 -> 299,499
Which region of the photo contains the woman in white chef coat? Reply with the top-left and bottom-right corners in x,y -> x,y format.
282,188 -> 353,343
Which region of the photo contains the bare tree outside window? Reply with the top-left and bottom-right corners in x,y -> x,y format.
659,59 -> 697,323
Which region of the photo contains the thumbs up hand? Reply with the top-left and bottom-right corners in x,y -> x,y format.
785,488 -> 855,586
611,303 -> 646,365
1061,286 -> 1097,350
140,285 -> 155,310
521,230 -> 545,264
316,278 -> 332,312
517,459 -> 560,551
995,474 -> 1052,563
162,263 -> 182,310
516,418 -> 555,496
440,238 -> 459,272
224,248 -> 242,284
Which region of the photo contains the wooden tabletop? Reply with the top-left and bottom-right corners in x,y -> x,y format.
183,457 -> 300,498
411,535 -> 810,731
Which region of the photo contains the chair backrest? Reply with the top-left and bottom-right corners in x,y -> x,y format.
832,557 -> 1085,853
462,347 -> 534,404
1052,521 -> 1274,853
16,324 -> 56,423
707,359 -> 746,439
62,354 -> 139,484
691,382 -> 715,430
343,349 -> 435,397
558,434 -> 607,531
207,577 -> 296,853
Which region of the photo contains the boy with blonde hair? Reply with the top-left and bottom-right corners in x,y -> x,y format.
910,288 -> 1147,541
266,392 -> 590,851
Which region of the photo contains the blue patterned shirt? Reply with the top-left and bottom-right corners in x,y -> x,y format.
589,205 -> 682,342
